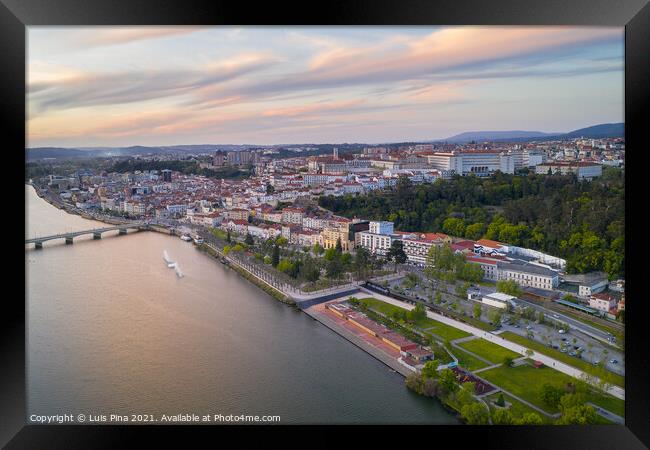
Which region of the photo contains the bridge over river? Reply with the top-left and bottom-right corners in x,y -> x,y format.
25,223 -> 149,248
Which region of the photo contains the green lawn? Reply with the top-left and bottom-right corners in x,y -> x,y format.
485,392 -> 552,424
479,363 -> 625,417
499,331 -> 625,388
457,338 -> 520,364
453,347 -> 491,371
357,297 -> 471,341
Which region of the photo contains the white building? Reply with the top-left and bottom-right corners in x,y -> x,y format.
588,293 -> 617,313
466,255 -> 499,281
482,292 -> 517,309
368,221 -> 394,235
535,162 -> 603,180
497,260 -> 559,290
358,231 -> 393,257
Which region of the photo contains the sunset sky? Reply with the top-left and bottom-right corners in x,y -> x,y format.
27,26 -> 624,148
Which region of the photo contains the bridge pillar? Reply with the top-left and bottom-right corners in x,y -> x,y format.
118,228 -> 127,235
35,241 -> 43,249
65,237 -> 74,245
93,232 -> 102,240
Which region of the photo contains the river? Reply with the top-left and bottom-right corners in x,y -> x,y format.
25,184 -> 457,424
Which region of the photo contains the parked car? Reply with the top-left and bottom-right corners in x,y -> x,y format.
558,329 -> 566,334
569,351 -> 577,356
561,348 -> 568,353
610,359 -> 618,364
526,325 -> 533,330
593,360 -> 601,365
553,314 -> 560,319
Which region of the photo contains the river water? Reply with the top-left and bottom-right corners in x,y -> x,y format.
25,184 -> 457,424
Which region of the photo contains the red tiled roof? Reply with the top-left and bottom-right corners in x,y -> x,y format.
476,239 -> 504,248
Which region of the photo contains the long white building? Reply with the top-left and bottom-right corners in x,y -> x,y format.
424,150 -> 515,175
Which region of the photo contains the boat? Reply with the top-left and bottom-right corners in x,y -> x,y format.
193,235 -> 204,245
167,263 -> 176,269
175,263 -> 184,278
180,234 -> 192,242
163,250 -> 174,265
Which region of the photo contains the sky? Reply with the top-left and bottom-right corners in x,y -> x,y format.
27,26 -> 624,148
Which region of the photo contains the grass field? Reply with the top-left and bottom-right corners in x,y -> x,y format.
457,338 -> 521,364
453,347 -> 491,371
499,331 -> 624,388
485,392 -> 552,424
479,364 -> 625,416
357,297 -> 471,341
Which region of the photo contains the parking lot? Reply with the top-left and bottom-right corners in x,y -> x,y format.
384,271 -> 624,377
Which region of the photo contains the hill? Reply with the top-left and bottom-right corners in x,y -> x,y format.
444,130 -> 556,143
441,123 -> 623,143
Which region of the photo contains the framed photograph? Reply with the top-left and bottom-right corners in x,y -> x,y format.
4,0 -> 648,447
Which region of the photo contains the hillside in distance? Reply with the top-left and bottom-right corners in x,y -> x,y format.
444,130 -> 557,143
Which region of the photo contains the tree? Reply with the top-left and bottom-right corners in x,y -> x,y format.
226,230 -> 232,243
313,243 -> 325,255
324,247 -> 339,261
473,303 -> 482,319
557,393 -> 598,425
496,279 -> 523,297
386,240 -> 407,270
540,383 -> 564,409
438,368 -> 459,394
516,413 -> 543,425
443,217 -> 466,237
405,373 -> 424,394
299,257 -> 320,282
492,408 -> 514,425
326,257 -> 344,279
495,392 -> 505,407
408,303 -> 427,323
488,308 -> 503,325
353,246 -> 370,279
421,360 -> 439,380
244,233 -> 254,246
503,356 -> 514,367
277,259 -> 294,275
461,402 -> 489,425
271,244 -> 280,267
335,237 -> 343,253
265,183 -> 274,195
435,292 -> 442,304
422,378 -> 439,397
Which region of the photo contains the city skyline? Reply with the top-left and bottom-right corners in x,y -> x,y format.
28,26 -> 624,147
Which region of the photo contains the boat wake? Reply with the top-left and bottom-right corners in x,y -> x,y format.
163,250 -> 184,277
163,250 -> 174,265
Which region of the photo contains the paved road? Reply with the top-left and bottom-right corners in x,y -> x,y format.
359,288 -> 625,401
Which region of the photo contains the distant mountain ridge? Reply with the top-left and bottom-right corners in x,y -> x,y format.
25,122 -> 624,160
442,123 -> 623,143
444,130 -> 558,143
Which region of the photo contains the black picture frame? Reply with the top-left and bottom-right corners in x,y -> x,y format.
3,0 -> 649,447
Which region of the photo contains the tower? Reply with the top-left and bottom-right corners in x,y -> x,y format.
333,147 -> 339,159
